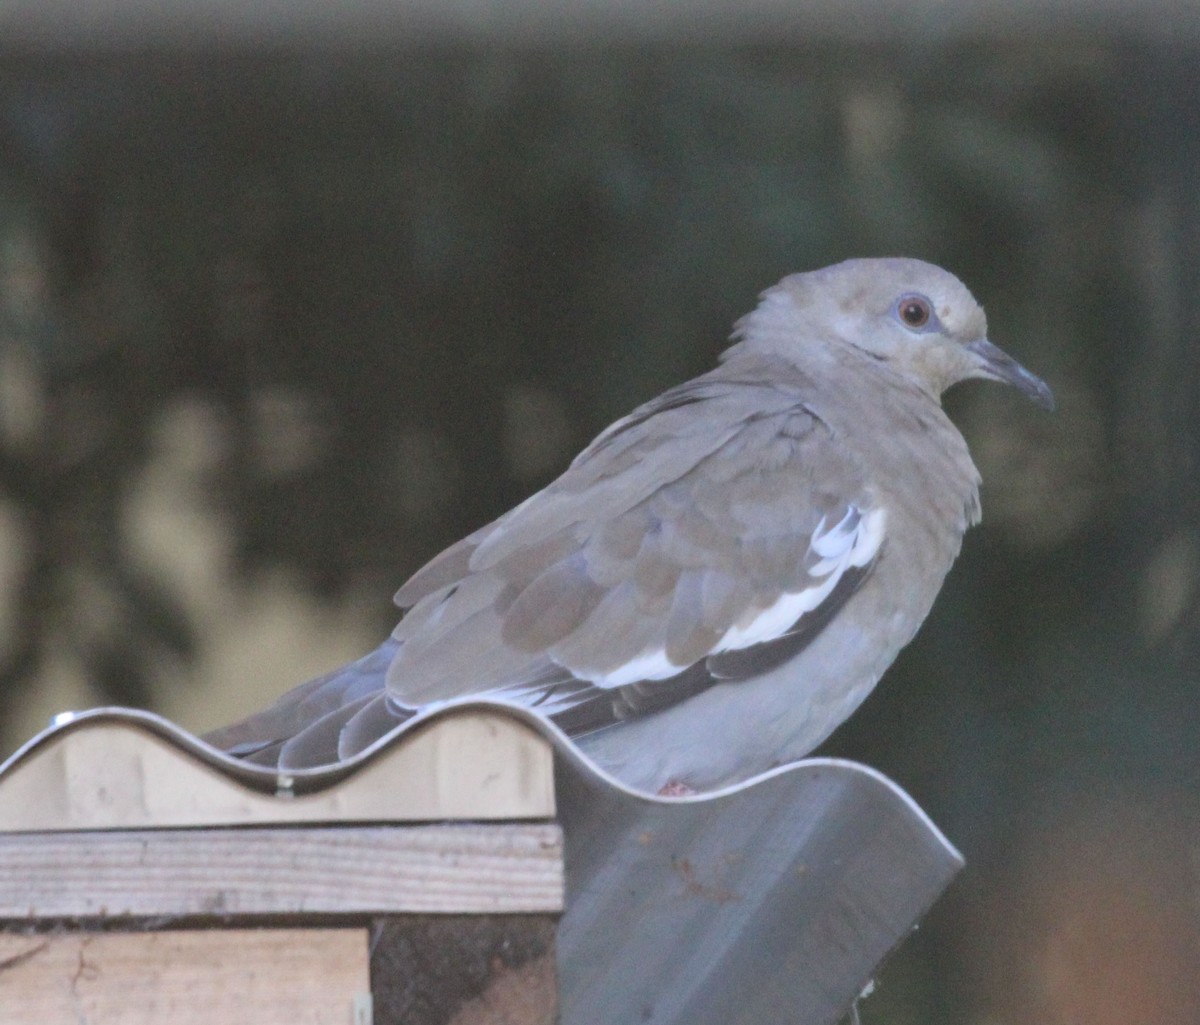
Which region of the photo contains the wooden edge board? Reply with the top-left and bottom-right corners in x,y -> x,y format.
0,823 -> 564,918
0,929 -> 371,1025
0,711 -> 555,832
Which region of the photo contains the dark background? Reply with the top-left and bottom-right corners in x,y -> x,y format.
1,11 -> 1198,1024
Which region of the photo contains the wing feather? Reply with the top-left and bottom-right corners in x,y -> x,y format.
385,378 -> 885,737
210,366 -> 891,768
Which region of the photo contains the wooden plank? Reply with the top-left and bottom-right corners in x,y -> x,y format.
0,711 -> 555,832
0,929 -> 370,1025
0,824 -> 564,918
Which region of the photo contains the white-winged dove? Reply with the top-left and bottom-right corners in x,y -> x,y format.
207,257 -> 1053,794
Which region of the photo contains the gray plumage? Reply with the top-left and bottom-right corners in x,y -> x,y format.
206,257 -> 1053,793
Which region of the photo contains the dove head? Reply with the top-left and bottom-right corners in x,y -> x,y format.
737,257 -> 1054,410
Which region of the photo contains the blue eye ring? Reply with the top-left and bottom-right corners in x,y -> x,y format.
895,294 -> 934,330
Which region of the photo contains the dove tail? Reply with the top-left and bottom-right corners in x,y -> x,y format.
201,638 -> 410,769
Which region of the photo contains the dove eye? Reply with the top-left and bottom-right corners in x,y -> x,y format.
895,294 -> 933,330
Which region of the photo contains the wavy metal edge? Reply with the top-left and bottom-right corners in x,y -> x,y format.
2,702 -> 964,1025
0,701 -> 956,851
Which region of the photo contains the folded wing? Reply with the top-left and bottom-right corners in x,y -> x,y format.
209,365 -> 887,770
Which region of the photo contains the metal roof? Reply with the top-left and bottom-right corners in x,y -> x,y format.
0,704 -> 962,1025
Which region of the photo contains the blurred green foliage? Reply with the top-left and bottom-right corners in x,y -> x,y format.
1,39 -> 1197,1024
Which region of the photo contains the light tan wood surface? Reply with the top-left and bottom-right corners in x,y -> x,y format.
0,711 -> 555,832
0,929 -> 371,1025
0,823 -> 564,918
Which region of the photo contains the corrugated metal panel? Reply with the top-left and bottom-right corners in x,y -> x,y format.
556,753 -> 961,1025
0,704 -> 961,1024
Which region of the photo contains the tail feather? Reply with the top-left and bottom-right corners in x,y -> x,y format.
202,639 -> 401,766
337,692 -> 412,761
277,691 -> 379,770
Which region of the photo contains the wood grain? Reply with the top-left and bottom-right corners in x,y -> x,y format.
0,929 -> 370,1025
0,823 -> 564,918
0,712 -> 555,832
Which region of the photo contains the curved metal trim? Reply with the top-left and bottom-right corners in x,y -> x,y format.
2,702 -> 956,852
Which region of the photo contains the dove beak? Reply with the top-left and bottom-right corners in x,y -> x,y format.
965,338 -> 1055,411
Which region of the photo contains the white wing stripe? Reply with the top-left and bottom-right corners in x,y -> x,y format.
589,647 -> 684,688
716,506 -> 886,653
566,506 -> 886,690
